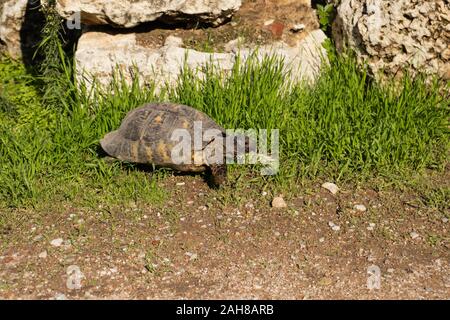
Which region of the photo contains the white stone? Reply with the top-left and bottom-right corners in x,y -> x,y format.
54,293 -> 67,300
410,231 -> 420,240
50,238 -> 64,247
328,221 -> 340,231
367,223 -> 376,231
38,251 -> 48,259
354,204 -> 367,212
272,196 -> 287,208
291,24 -> 306,32
185,252 -> 197,261
321,182 -> 339,195
56,0 -> 242,28
74,29 -> 328,91
33,235 -> 43,242
66,265 -> 84,290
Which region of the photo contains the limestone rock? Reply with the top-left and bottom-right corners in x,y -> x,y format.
333,0 -> 450,81
272,196 -> 287,208
74,29 -> 328,91
71,0 -> 327,90
55,0 -> 242,28
0,0 -> 28,58
321,182 -> 339,195
0,0 -> 44,60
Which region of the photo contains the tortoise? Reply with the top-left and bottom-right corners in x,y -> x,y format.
100,102 -> 249,187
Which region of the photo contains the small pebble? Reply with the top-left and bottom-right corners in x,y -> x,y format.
66,265 -> 84,290
38,251 -> 48,259
319,237 -> 325,243
354,204 -> 367,212
322,182 -> 339,195
367,223 -> 376,231
442,217 -> 448,223
54,293 -> 67,300
410,231 -> 420,240
185,252 -> 197,261
245,202 -> 254,209
176,182 -> 185,186
33,235 -> 43,242
50,238 -> 64,247
291,23 -> 305,32
272,196 -> 287,208
328,221 -> 340,231
264,19 -> 275,26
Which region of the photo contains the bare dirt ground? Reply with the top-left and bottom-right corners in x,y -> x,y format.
0,172 -> 449,300
130,0 -> 319,50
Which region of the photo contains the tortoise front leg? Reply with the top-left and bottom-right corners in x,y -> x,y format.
209,164 -> 227,188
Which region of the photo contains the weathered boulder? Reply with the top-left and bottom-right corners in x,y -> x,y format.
0,0 -> 44,61
55,0 -> 242,28
74,0 -> 328,90
333,0 -> 450,80
75,30 -> 327,90
0,0 -> 28,58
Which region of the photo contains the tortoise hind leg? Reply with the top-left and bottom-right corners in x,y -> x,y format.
208,164 -> 227,188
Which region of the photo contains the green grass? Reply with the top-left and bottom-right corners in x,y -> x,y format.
0,7 -> 448,208
169,53 -> 449,182
0,55 -> 167,208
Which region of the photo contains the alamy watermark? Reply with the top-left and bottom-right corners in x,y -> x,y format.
66,12 -> 81,30
170,121 -> 279,175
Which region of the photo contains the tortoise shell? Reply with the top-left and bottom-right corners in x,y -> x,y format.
100,103 -> 225,172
